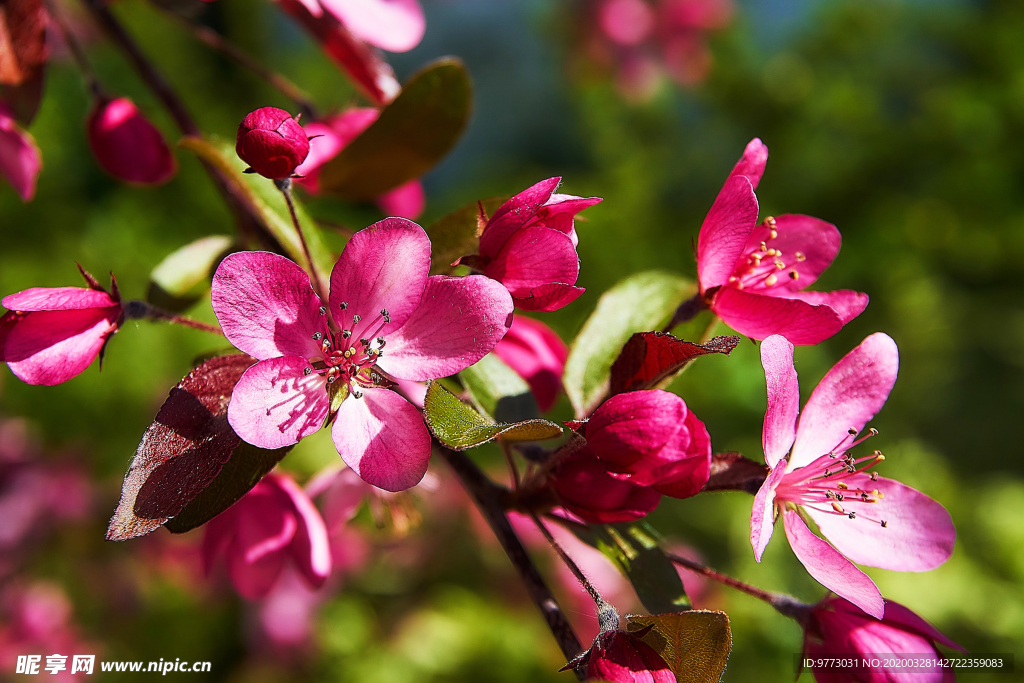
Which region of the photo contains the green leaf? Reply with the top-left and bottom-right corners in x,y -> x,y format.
459,353 -> 538,423
626,611 -> 732,683
563,271 -> 695,418
147,235 -> 234,312
569,520 -> 691,614
179,136 -> 334,284
423,381 -> 562,450
424,197 -> 506,275
318,58 -> 473,200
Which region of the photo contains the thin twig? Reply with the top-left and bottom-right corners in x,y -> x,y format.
501,441 -> 521,491
666,551 -> 777,604
46,0 -> 102,96
125,301 -> 224,335
661,291 -> 706,333
276,179 -> 327,299
529,512 -> 604,609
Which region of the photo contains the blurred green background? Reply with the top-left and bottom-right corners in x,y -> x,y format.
1,0 -> 1022,680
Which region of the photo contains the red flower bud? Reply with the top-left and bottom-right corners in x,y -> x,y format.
235,107 -> 310,179
551,448 -> 661,524
87,97 -> 177,185
567,630 -> 676,683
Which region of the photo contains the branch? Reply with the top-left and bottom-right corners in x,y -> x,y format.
435,444 -> 585,676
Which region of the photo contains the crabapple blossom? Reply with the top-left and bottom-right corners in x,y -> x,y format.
551,447 -> 661,523
87,97 -> 176,186
202,473 -> 331,600
235,107 -> 310,179
493,315 -> 569,412
0,104 -> 41,201
750,334 -> 955,618
696,139 -> 868,345
211,218 -> 513,491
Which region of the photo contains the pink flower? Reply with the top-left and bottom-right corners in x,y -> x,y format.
235,107 -> 310,179
584,389 -> 712,498
1,270 -> 123,386
0,582 -> 96,682
87,97 -> 177,186
696,139 -> 868,345
295,108 -> 425,218
316,0 -> 425,53
570,630 -> 675,683
751,334 -> 955,618
493,315 -> 568,412
466,177 -> 601,312
0,104 -> 41,201
211,218 -> 513,491
202,473 -> 332,600
802,595 -> 963,683
551,448 -> 661,523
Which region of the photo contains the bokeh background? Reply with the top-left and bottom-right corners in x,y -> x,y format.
1,0 -> 1022,680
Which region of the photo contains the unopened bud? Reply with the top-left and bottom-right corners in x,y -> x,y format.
236,107 -> 310,179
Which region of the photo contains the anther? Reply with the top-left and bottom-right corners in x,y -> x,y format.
848,511 -> 857,519
880,520 -> 888,528
836,493 -> 845,502
849,428 -> 858,436
312,332 -> 322,341
775,259 -> 784,270
837,482 -> 848,490
825,490 -> 835,499
765,274 -> 778,287
869,428 -> 878,436
352,314 -> 361,324
789,271 -> 799,280
760,241 -> 768,252
352,390 -> 363,399
831,502 -> 845,513
339,302 -> 348,310
874,454 -> 885,462
318,305 -> 327,315
795,252 -> 806,262
377,337 -> 386,347
303,367 -> 312,376
766,216 -> 777,229
360,338 -> 370,347
870,472 -> 879,481
342,330 -> 352,339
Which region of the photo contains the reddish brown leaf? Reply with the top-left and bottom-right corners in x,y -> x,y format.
106,354 -> 288,541
609,332 -> 740,395
704,452 -> 768,495
0,0 -> 48,124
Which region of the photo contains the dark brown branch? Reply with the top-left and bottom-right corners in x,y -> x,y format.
703,452 -> 769,495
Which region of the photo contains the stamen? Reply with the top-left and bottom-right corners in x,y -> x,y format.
318,305 -> 327,315
342,330 -> 352,339
352,314 -> 361,324
338,302 -> 348,310
303,367 -> 311,376
848,511 -> 857,519
881,520 -> 888,528
831,502 -> 844,513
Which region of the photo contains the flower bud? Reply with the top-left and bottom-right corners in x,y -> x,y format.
0,104 -> 42,201
493,315 -> 568,412
87,97 -> 177,185
235,107 -> 310,179
551,448 -> 661,524
566,630 -> 675,683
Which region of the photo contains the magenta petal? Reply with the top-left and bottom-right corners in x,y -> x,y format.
479,177 -> 560,259
791,333 -> 899,468
376,179 -> 425,219
712,287 -> 843,345
484,226 -> 580,291
212,251 -> 325,361
228,505 -> 294,600
493,316 -> 568,412
881,600 -> 964,652
782,509 -> 884,618
780,289 -> 869,326
329,218 -> 430,331
587,390 -> 686,470
3,287 -> 116,311
750,463 -> 787,561
320,0 -> 425,52
380,275 -> 513,381
805,475 -> 955,572
331,388 -> 431,491
201,508 -> 236,576
760,335 -> 800,468
227,356 -> 329,450
696,175 -> 759,290
512,283 -> 585,312
274,475 -> 333,587
4,308 -> 118,386
729,137 -> 769,189
0,111 -> 41,202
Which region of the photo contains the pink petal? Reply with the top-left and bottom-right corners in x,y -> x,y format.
587,390 -> 687,471
228,501 -> 294,600
741,214 -> 840,292
512,283 -> 585,312
537,194 -> 602,246
201,507 -> 238,576
87,97 -> 177,186
329,218 -> 430,332
552,449 -> 662,524
0,111 -> 41,201
782,509 -> 884,618
760,334 -> 799,468
805,475 -> 955,572
696,175 -> 758,290
274,474 -> 333,587
315,467 -> 371,527
729,138 -> 768,189
598,0 -> 655,47
319,0 -> 425,52
296,108 -> 379,193
483,226 -> 580,294
881,600 -> 964,652
648,448 -> 711,499
212,251 -> 326,361
712,287 -> 843,345
479,177 -> 560,259
750,463 -> 788,561
393,377 -> 427,409
780,289 -> 869,325
376,179 -> 425,219
492,315 -> 568,412
227,356 -> 329,450
380,275 -> 513,381
4,308 -> 118,385
3,287 -> 116,311
331,388 -> 431,491
791,333 -> 899,468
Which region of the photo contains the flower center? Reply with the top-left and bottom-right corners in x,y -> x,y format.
774,427 -> 890,529
304,303 -> 391,399
727,216 -> 806,290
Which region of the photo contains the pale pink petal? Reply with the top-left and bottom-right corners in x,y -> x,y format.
227,356 -> 329,450
329,218 -> 430,332
760,334 -> 799,468
479,177 -> 560,259
712,287 -> 843,345
274,475 -> 333,587
741,214 -> 840,292
0,112 -> 41,201
782,509 -> 884,618
212,251 -> 325,361
379,275 -> 513,381
804,475 -> 955,572
3,287 -> 116,311
791,333 -> 899,468
483,226 -> 580,293
780,289 -> 869,325
493,316 -> 568,412
881,600 -> 964,651
376,179 -> 425,219
587,390 -> 686,471
696,175 -> 758,290
729,138 -> 768,189
512,283 -> 585,312
393,377 -> 427,408
4,308 -> 118,385
320,0 -> 425,52
750,463 -> 788,561
331,388 -> 431,491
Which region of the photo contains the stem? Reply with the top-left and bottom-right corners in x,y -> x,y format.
662,292 -> 706,333
125,301 -> 224,335
699,314 -> 720,344
501,441 -> 521,491
276,178 -> 326,299
666,551 -> 778,604
530,513 -> 604,610
156,6 -> 319,118
436,444 -> 585,675
46,1 -> 102,97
